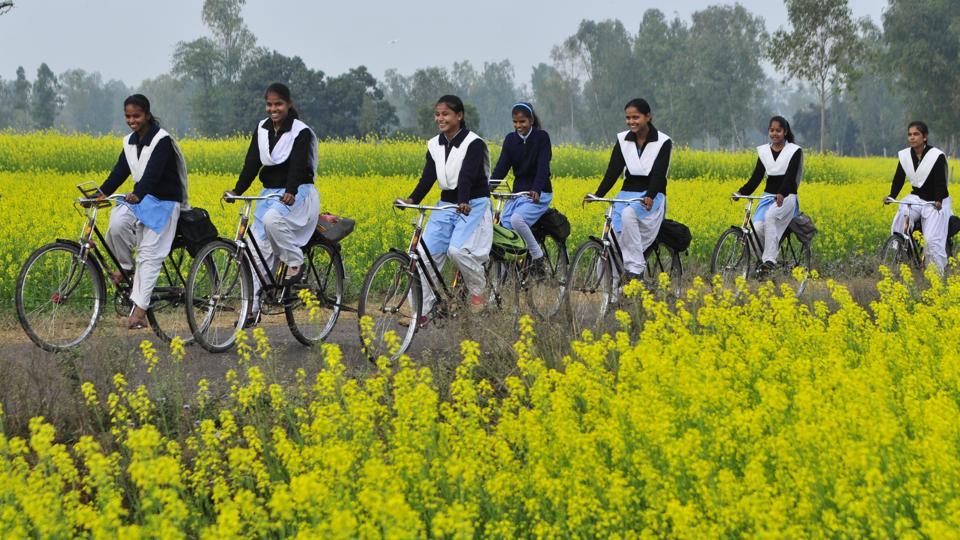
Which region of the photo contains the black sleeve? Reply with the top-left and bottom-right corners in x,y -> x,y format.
234,132 -> 261,196
779,149 -> 803,196
132,137 -> 173,200
931,155 -> 948,202
491,139 -> 511,181
889,162 -> 906,199
408,151 -> 438,204
738,158 -> 765,196
595,144 -> 625,198
645,139 -> 672,199
99,150 -> 131,196
285,129 -> 314,194
457,139 -> 487,204
532,132 -> 552,194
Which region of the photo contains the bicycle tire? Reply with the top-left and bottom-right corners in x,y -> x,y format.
357,251 -> 421,362
565,239 -> 612,333
185,240 -> 252,353
286,242 -> 344,346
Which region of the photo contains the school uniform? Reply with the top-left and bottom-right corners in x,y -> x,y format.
408,127 -> 493,314
594,125 -> 672,276
234,115 -> 320,310
889,144 -> 952,271
99,124 -> 188,311
737,143 -> 803,265
491,127 -> 553,259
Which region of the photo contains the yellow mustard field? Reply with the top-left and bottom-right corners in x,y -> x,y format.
2,275 -> 960,537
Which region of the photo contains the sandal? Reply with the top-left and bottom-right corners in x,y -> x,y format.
282,265 -> 304,286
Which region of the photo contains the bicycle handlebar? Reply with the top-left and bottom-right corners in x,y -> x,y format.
582,194 -> 645,204
77,194 -> 125,205
393,199 -> 460,212
885,197 -> 937,207
223,193 -> 283,202
731,194 -> 775,201
490,192 -> 530,200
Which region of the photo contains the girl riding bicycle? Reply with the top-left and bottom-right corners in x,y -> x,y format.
734,116 -> 803,272
404,94 -> 493,320
98,94 -> 188,330
490,101 -> 553,277
885,121 -> 952,272
592,98 -> 672,285
224,83 -> 320,325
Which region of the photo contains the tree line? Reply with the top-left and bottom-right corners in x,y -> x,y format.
0,0 -> 958,156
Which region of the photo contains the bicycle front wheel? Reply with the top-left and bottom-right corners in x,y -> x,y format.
147,245 -> 202,345
357,251 -> 421,362
565,239 -> 612,334
710,228 -> 750,288
185,240 -> 252,353
879,234 -> 909,276
525,236 -> 569,319
16,242 -> 106,351
286,243 -> 344,346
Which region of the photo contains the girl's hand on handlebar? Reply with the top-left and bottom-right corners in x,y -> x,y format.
775,193 -> 784,207
124,193 -> 140,204
935,200 -> 943,211
642,197 -> 653,211
223,190 -> 237,203
528,190 -> 541,203
281,192 -> 295,205
731,192 -> 741,201
457,202 -> 472,215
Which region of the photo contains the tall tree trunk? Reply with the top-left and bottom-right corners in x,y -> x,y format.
818,87 -> 827,154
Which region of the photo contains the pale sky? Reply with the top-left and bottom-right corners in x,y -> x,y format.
0,0 -> 885,86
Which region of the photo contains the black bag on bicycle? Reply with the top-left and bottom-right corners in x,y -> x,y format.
175,207 -> 219,256
531,208 -> 571,242
788,213 -> 817,245
311,213 -> 356,245
656,219 -> 692,252
948,215 -> 960,239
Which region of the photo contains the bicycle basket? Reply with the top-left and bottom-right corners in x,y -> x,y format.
656,219 -> 692,252
311,213 -> 356,245
788,213 -> 817,245
175,207 -> 219,256
491,223 -> 528,262
531,208 -> 571,242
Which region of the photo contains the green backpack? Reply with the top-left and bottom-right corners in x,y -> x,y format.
491,223 -> 528,262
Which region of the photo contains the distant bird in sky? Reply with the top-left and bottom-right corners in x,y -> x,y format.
388,39 -> 399,45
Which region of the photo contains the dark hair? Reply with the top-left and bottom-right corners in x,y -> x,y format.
511,101 -> 541,129
624,98 -> 651,115
769,115 -> 795,144
264,82 -> 300,120
908,121 -> 929,138
123,94 -> 160,126
436,94 -> 466,127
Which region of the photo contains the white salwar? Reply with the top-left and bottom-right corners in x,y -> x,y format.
105,128 -> 189,310
891,146 -> 952,271
751,143 -> 803,264
249,118 -> 320,313
613,129 -> 672,275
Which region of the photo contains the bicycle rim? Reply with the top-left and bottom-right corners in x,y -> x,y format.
358,252 -> 420,362
286,243 -> 344,345
526,236 -> 569,319
566,240 -> 611,333
186,241 -> 251,353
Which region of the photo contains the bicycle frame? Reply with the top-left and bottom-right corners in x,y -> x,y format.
222,194 -> 287,295
730,194 -> 774,261
582,195 -> 646,279
393,200 -> 463,309
885,197 -> 939,267
73,191 -> 133,287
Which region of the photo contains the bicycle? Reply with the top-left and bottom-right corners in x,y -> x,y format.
710,194 -> 812,295
357,200 -> 473,361
486,187 -> 569,319
16,182 -> 200,351
184,193 -> 346,353
565,194 -> 683,333
879,196 -> 957,273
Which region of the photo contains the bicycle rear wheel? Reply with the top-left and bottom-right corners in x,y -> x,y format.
147,245 -> 202,345
16,242 -> 106,351
565,239 -> 612,334
286,243 -> 344,346
487,258 -> 521,315
357,251 -> 421,362
645,243 -> 683,298
525,235 -> 569,319
777,231 -> 813,295
710,228 -> 750,288
185,240 -> 252,353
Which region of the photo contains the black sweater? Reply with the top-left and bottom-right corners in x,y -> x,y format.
409,129 -> 491,204
738,147 -> 803,197
595,126 -> 672,199
100,125 -> 183,202
490,128 -> 552,194
889,145 -> 949,202
234,116 -> 316,195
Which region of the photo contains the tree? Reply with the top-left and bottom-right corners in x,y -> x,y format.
0,2 -> 13,16
846,22 -> 906,156
57,69 -> 131,134
13,66 -> 29,113
138,74 -> 196,136
530,63 -> 579,142
323,66 -> 397,138
685,5 -> 768,149
32,63 -> 61,129
633,10 -> 691,141
234,51 -> 326,134
883,0 -> 960,155
770,0 -> 864,153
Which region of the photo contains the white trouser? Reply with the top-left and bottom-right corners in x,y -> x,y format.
105,204 -> 180,310
616,204 -> 665,275
417,204 -> 493,315
509,212 -> 543,259
249,188 -> 320,313
753,194 -> 798,264
891,195 -> 953,271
